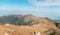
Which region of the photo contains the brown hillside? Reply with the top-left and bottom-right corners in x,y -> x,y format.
29,18 -> 60,35
0,24 -> 59,35
0,17 -> 60,35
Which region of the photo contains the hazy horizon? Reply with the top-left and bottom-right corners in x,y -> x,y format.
0,0 -> 60,19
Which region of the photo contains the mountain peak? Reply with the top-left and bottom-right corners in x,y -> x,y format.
27,14 -> 33,16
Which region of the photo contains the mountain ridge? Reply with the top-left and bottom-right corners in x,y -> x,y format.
0,14 -> 38,25
0,14 -> 60,35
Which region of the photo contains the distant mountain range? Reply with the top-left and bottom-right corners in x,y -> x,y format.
55,19 -> 60,23
0,14 -> 38,25
0,14 -> 60,26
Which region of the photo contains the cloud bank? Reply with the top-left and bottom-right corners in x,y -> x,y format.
28,0 -> 60,6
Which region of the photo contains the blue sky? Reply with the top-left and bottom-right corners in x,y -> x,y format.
0,0 -> 60,19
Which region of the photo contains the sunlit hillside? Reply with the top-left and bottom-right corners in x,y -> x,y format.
0,14 -> 60,35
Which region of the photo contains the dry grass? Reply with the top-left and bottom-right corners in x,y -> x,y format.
0,25 -> 37,35
0,24 -> 59,35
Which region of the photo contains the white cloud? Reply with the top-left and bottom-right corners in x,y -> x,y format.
28,0 -> 60,6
